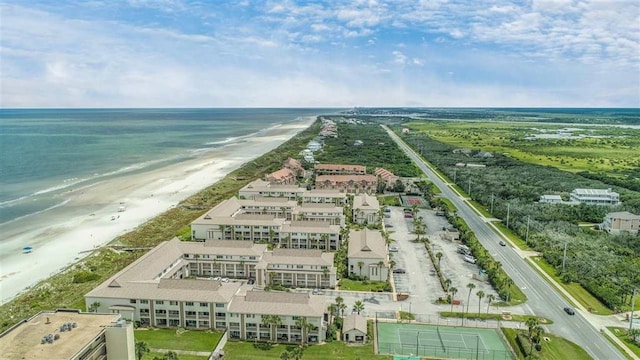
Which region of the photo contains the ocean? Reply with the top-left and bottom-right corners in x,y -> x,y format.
0,108 -> 325,225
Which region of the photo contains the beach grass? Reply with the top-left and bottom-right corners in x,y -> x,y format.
0,119 -> 321,333
134,328 -> 222,352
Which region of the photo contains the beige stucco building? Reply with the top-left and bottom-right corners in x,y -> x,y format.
603,211 -> 640,235
0,310 -> 134,360
352,193 -> 380,225
342,314 -> 367,343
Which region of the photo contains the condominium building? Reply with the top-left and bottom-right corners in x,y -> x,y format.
256,249 -> 336,288
315,174 -> 378,194
279,221 -> 342,251
85,238 -> 330,334
292,203 -> 345,226
569,188 -> 621,206
0,310 -> 134,360
352,194 -> 380,225
374,167 -> 400,188
239,179 -> 305,200
265,167 -> 297,185
602,211 -> 640,235
191,197 -> 285,242
301,189 -> 347,206
314,163 -> 366,175
348,229 -> 389,281
227,291 -> 326,343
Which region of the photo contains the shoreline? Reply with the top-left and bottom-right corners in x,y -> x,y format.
0,117 -> 315,305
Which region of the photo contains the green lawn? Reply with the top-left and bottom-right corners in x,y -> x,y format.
607,327 -> 640,358
529,257 -> 613,315
439,198 -> 457,212
135,328 -> 223,352
143,353 -> 209,360
502,328 -> 592,360
439,311 -> 553,324
339,279 -> 390,292
223,341 -> 391,359
468,200 -> 493,218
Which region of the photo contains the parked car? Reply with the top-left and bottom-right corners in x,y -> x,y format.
247,279 -> 255,285
404,213 -> 413,218
499,240 -> 506,246
564,307 -> 575,315
393,268 -> 406,274
463,255 -> 477,264
389,245 -> 399,252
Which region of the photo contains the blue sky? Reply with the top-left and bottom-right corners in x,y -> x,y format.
1,0 -> 638,108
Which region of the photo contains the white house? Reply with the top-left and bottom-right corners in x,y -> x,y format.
342,314 -> 367,343
570,188 -> 621,206
347,229 -> 388,281
352,194 -> 380,225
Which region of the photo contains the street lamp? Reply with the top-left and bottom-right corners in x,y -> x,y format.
631,288 -> 637,332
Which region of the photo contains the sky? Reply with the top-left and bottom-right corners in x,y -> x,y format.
1,0 -> 639,108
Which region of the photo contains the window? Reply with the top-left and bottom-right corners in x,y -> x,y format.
140,300 -> 149,304
155,309 -> 166,315
215,303 -> 225,308
185,302 -> 194,306
215,312 -> 226,317
169,301 -> 178,306
292,316 -> 300,320
200,302 -> 208,307
155,300 -> 164,305
199,312 -> 209,317
130,299 -> 137,304
297,265 -> 303,269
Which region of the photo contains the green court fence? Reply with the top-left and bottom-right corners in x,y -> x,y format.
378,342 -> 513,360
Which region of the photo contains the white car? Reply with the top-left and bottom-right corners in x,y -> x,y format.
389,246 -> 399,252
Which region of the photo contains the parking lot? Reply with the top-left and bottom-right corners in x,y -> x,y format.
385,206 -> 500,312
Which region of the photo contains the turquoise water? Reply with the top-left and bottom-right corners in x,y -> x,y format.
0,108 -> 325,224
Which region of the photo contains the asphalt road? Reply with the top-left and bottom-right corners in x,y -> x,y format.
384,126 -> 625,360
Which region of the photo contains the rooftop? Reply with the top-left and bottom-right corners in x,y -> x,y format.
606,211 -> 640,220
343,314 -> 367,333
227,291 -> 325,317
348,229 -> 388,260
0,310 -> 120,360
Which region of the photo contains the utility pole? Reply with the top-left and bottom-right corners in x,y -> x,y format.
525,216 -> 530,243
468,178 -> 472,197
453,169 -> 457,184
416,331 -> 420,356
506,203 -> 510,228
562,242 -> 568,273
630,288 -> 637,333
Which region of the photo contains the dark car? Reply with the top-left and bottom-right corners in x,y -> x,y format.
564,307 -> 575,315
393,268 -> 406,274
499,240 -> 506,246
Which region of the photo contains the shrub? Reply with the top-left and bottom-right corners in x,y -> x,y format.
72,271 -> 99,284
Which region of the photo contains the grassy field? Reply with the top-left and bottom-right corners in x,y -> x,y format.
529,257 -> 613,315
439,311 -> 553,324
143,353 -> 208,360
134,328 -> 223,352
404,121 -> 640,179
378,195 -> 401,206
339,279 -> 390,292
607,327 -> 640,358
502,328 -> 592,360
223,341 -> 392,359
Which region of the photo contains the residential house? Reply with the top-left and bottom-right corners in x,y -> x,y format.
539,195 -> 563,204
315,174 -> 378,194
348,229 -> 388,281
314,163 -> 367,175
342,314 -> 367,343
352,193 -> 380,225
265,168 -> 296,185
226,291 -> 326,343
602,212 -> 640,235
256,249 -> 336,289
0,310 -> 135,360
374,167 -> 400,189
570,188 -> 621,206
283,157 -> 305,176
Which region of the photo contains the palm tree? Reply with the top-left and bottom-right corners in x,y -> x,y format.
435,252 -> 443,269
525,317 -> 540,354
194,254 -> 201,276
466,283 -> 476,314
353,300 -> 365,315
476,290 -> 485,314
135,341 -> 150,360
262,314 -> 282,341
295,317 -> 314,345
320,234 -> 329,250
532,325 -> 545,352
486,294 -> 495,314
327,304 -> 337,326
444,278 -> 452,292
357,261 -> 365,279
449,287 -> 458,312
88,301 -> 101,313
377,261 -> 385,281
503,278 -> 513,302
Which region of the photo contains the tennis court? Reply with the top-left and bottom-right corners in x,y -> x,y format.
377,322 -> 514,360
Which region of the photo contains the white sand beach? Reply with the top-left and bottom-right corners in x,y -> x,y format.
0,117 -> 315,304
